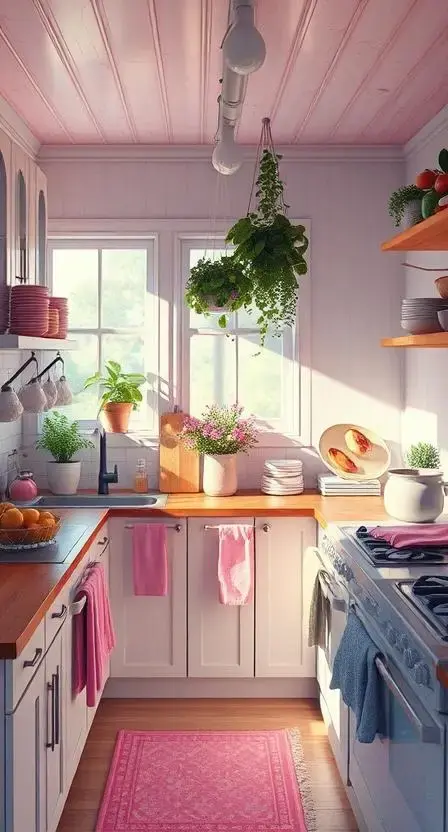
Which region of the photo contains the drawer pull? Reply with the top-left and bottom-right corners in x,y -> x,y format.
97,537 -> 109,546
23,647 -> 42,668
46,675 -> 56,751
262,523 -> 271,533
51,603 -> 67,620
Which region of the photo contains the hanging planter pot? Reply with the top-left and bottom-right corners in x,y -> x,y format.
184,254 -> 252,330
226,117 -> 309,345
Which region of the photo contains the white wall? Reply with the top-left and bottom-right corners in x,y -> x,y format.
403,106 -> 448,471
37,147 -> 405,488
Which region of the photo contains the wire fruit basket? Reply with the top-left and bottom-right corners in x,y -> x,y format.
0,516 -> 62,549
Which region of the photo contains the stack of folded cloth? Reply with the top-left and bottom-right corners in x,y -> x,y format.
318,474 -> 381,496
261,459 -> 304,495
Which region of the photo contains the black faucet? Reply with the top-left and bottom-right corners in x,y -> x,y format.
98,429 -> 119,495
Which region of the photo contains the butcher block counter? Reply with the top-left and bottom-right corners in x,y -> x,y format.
0,490 -> 388,659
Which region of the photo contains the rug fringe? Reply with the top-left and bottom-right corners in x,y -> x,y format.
287,728 -> 317,832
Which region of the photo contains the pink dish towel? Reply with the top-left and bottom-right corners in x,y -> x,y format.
73,562 -> 116,708
132,524 -> 168,596
218,524 -> 254,606
370,524 -> 448,549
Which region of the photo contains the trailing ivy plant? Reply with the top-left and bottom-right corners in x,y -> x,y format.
226,120 -> 308,344
184,254 -> 252,329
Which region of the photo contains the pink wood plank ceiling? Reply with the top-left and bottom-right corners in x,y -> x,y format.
0,0 -> 446,146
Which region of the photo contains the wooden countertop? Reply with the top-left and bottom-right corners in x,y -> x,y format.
0,491 -> 388,659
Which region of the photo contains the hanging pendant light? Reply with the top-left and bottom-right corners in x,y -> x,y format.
223,1 -> 266,76
212,123 -> 244,175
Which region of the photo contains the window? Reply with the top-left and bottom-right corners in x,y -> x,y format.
179,238 -> 307,440
48,240 -> 157,430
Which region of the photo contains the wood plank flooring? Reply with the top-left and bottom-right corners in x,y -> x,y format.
57,698 -> 358,831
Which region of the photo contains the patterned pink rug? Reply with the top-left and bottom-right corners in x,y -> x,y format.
96,729 -> 315,831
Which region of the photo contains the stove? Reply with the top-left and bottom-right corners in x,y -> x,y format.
344,525 -> 448,567
397,575 -> 448,641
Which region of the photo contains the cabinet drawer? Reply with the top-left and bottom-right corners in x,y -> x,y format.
7,620 -> 45,712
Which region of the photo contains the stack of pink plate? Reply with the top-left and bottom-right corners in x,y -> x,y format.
46,308 -> 59,338
10,285 -> 49,336
49,297 -> 68,338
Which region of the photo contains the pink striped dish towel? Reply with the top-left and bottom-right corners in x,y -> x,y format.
73,562 -> 116,707
218,524 -> 254,605
370,524 -> 448,549
132,524 -> 168,596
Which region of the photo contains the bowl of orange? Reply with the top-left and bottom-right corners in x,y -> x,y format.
0,503 -> 61,548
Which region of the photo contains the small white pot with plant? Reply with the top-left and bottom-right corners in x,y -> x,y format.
36,411 -> 94,495
384,442 -> 446,522
178,404 -> 258,496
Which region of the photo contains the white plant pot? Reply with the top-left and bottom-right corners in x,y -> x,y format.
401,200 -> 422,229
203,454 -> 237,497
47,461 -> 81,495
383,468 -> 447,523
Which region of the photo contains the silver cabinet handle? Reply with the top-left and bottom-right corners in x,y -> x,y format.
54,666 -> 60,746
375,657 -> 441,744
23,647 -> 42,668
46,675 -> 56,751
51,603 -> 67,621
262,523 -> 271,533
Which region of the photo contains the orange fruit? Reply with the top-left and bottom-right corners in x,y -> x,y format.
39,511 -> 55,522
38,515 -> 55,528
22,508 -> 40,528
0,502 -> 15,518
26,523 -> 39,530
0,508 -> 24,529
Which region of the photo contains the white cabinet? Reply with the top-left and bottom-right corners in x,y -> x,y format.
11,144 -> 29,283
35,166 -> 47,285
187,518 -> 255,678
45,630 -> 65,832
110,518 -> 187,678
255,518 -> 317,678
0,129 -> 12,287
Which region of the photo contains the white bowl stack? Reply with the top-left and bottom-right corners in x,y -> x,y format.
261,459 -> 304,495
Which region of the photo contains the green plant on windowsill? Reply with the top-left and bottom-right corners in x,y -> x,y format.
406,442 -> 440,470
84,360 -> 146,433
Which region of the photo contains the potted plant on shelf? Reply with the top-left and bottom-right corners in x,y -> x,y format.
384,442 -> 444,522
226,117 -> 308,345
84,361 -> 146,433
36,411 -> 94,495
406,442 -> 441,470
178,403 -> 257,496
184,254 -> 252,330
388,184 -> 424,228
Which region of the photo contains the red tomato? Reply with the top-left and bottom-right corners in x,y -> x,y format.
415,169 -> 437,189
434,174 -> 448,194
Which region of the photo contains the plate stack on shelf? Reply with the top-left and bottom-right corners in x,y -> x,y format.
261,459 -> 304,495
401,298 -> 448,335
10,285 -> 49,336
318,474 -> 381,496
49,297 -> 68,338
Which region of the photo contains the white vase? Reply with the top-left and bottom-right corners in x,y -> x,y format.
47,461 -> 81,495
203,454 -> 237,496
401,200 -> 422,229
383,467 -> 447,523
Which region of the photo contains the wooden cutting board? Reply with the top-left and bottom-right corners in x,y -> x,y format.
159,411 -> 200,493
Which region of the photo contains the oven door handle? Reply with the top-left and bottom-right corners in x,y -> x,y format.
375,657 -> 441,745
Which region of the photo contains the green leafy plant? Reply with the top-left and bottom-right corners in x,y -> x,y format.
184,255 -> 253,329
406,442 -> 440,469
36,411 -> 94,463
84,360 -> 146,413
226,124 -> 308,344
388,185 -> 424,227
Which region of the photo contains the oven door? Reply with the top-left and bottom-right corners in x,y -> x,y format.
308,547 -> 349,784
349,650 -> 445,832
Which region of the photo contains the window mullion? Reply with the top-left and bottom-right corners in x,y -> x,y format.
98,248 -> 102,373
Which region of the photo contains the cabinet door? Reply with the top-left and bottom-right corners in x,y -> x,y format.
0,129 -> 12,289
188,517 -> 255,678
5,660 -> 46,832
110,518 -> 187,678
255,517 -> 317,677
35,165 -> 47,285
45,629 -> 65,832
11,145 -> 29,282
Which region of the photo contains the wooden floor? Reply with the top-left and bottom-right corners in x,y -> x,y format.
57,698 -> 358,831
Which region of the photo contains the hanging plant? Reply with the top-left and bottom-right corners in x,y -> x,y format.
184,254 -> 252,329
226,118 -> 308,344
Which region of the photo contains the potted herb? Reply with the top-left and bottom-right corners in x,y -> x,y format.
406,442 -> 440,470
178,404 -> 257,496
36,411 -> 94,495
84,361 -> 146,433
226,118 -> 308,345
185,254 -> 252,329
388,185 -> 424,228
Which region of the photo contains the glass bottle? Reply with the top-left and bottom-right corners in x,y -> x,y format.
134,458 -> 148,493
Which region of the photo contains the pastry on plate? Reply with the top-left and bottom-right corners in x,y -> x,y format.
328,447 -> 359,474
345,428 -> 372,456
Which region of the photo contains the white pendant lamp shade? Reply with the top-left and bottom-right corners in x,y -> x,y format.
0,388 -> 23,422
223,4 -> 266,76
18,379 -> 47,413
42,377 -> 58,410
212,123 -> 244,175
55,376 -> 73,406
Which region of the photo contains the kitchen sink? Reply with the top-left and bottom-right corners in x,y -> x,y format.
28,494 -> 169,509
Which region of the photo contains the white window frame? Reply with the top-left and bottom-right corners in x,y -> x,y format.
47,235 -> 159,434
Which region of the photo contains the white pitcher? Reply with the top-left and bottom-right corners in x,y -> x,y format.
383,468 -> 447,523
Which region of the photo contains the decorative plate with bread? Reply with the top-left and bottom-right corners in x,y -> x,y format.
0,503 -> 61,548
318,424 -> 390,481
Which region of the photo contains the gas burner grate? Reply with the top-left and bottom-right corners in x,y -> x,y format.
397,575 -> 448,640
355,526 -> 447,564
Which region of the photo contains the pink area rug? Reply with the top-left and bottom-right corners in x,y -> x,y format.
96,729 -> 315,831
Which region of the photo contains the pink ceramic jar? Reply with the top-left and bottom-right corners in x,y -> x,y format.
9,471 -> 38,502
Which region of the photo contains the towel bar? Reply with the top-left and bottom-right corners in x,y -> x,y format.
204,523 -> 267,531
70,597 -> 87,616
125,523 -> 182,532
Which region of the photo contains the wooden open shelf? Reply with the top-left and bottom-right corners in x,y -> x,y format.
381,333 -> 448,347
381,210 -> 448,251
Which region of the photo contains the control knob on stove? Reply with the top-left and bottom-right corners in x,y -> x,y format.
385,624 -> 397,646
404,647 -> 419,669
414,662 -> 430,687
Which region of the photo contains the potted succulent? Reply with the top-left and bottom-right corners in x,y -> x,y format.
226,118 -> 308,345
84,361 -> 146,433
406,442 -> 441,470
178,403 -> 257,496
36,411 -> 94,495
185,254 -> 252,330
388,184 -> 424,228
383,442 -> 444,522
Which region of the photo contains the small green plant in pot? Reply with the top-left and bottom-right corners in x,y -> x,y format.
388,184 -> 424,228
36,411 -> 94,495
406,442 -> 441,470
184,254 -> 253,330
84,361 -> 146,433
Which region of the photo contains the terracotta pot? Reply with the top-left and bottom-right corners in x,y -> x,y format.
100,402 -> 133,433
